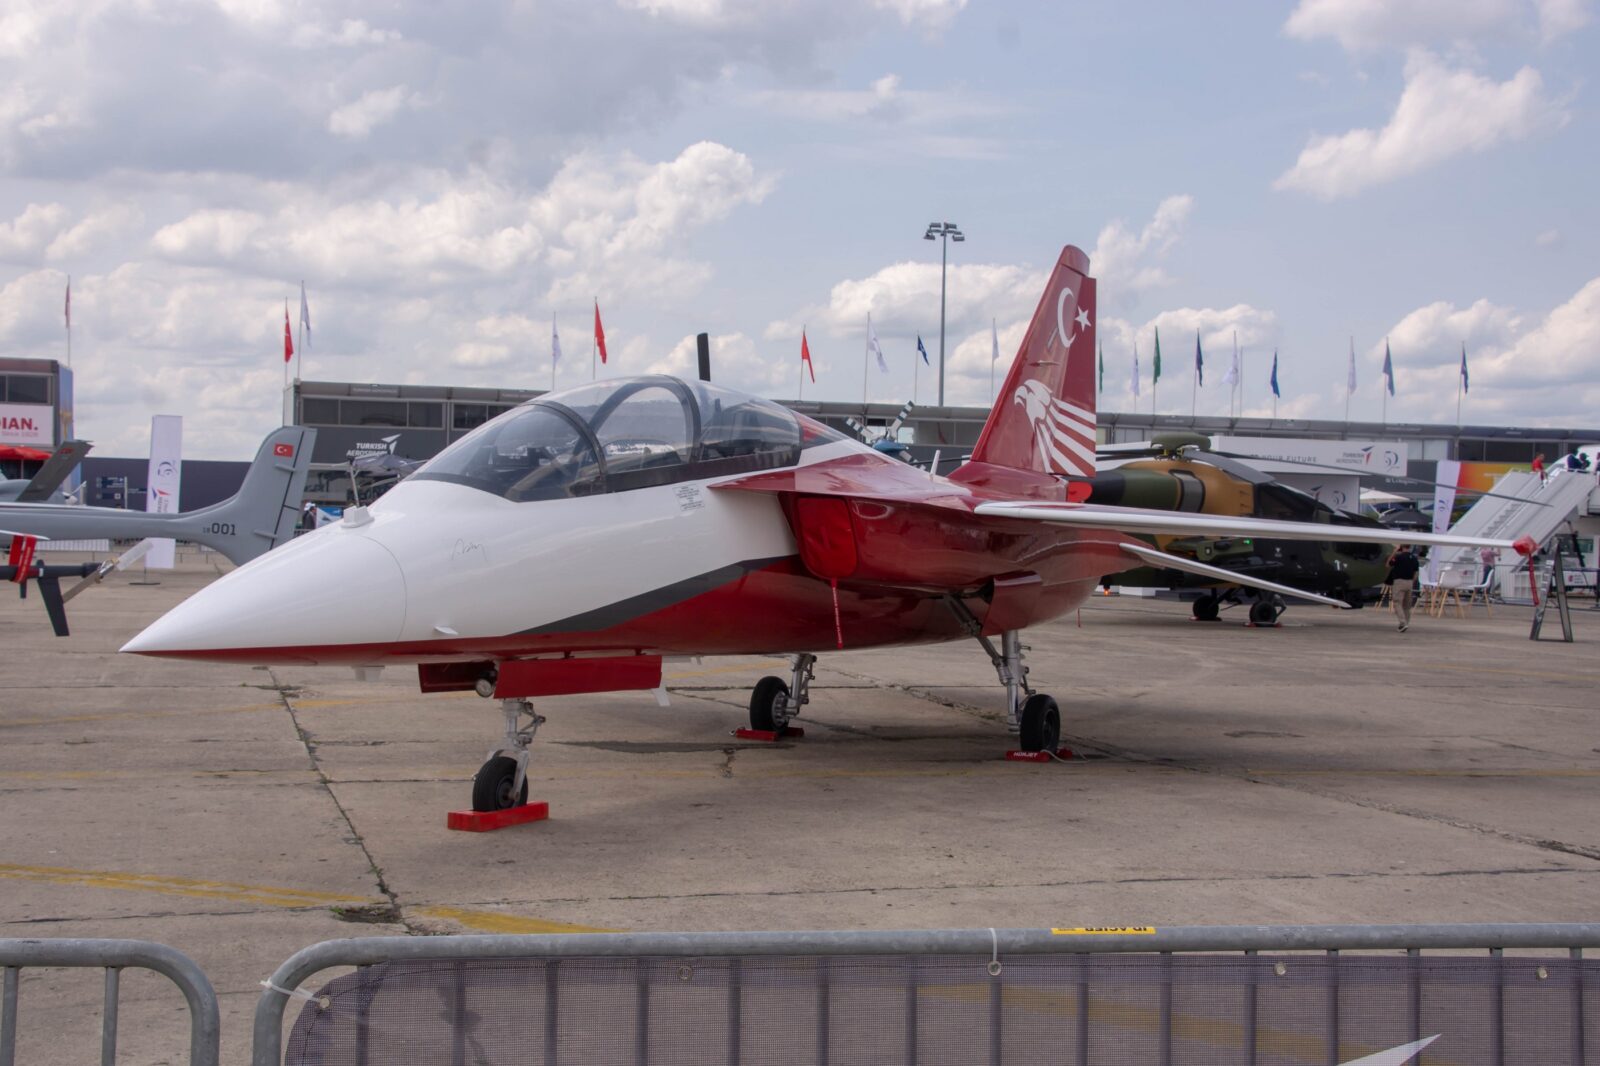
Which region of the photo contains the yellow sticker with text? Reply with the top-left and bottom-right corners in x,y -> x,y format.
1051,926 -> 1157,936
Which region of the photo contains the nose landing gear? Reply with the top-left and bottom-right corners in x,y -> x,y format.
744,653 -> 815,739
473,698 -> 543,811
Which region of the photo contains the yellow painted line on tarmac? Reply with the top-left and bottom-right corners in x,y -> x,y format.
1404,661 -> 1599,684
0,768 -> 316,783
664,658 -> 788,682
0,701 -> 282,728
0,862 -> 375,910
1250,767 -> 1600,779
413,906 -> 617,934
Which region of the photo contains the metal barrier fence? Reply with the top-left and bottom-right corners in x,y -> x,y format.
257,925 -> 1600,1066
0,937 -> 220,1066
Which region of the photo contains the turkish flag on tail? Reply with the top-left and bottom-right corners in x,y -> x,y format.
801,330 -> 815,383
283,303 -> 294,364
593,301 -> 608,364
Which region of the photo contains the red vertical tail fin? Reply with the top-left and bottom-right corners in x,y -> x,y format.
952,246 -> 1096,498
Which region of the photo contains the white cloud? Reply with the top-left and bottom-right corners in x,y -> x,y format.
146,142 -> 771,298
1535,228 -> 1562,247
1284,0 -> 1589,50
872,0 -> 967,33
1274,51 -> 1567,199
1089,195 -> 1194,308
46,204 -> 144,260
0,202 -> 68,260
1372,278 -> 1600,423
645,331 -> 799,395
290,18 -> 400,48
328,86 -> 418,139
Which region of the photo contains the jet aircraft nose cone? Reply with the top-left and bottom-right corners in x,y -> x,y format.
122,531 -> 407,659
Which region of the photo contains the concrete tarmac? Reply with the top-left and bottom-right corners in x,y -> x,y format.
2,557 -> 1598,1063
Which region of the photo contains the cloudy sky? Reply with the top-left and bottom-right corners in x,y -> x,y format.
2,0 -> 1596,458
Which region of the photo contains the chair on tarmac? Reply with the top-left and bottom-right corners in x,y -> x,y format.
1461,567 -> 1496,616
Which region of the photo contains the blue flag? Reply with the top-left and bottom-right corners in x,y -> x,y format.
1194,330 -> 1204,386
1460,343 -> 1469,394
916,334 -> 930,365
1382,340 -> 1395,396
1270,350 -> 1280,398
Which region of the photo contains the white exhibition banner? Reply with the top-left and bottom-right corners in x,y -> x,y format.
1211,436 -> 1409,479
145,414 -> 183,569
1426,459 -> 1461,584
0,402 -> 54,446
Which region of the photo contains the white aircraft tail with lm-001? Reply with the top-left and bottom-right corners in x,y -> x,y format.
0,426 -> 315,566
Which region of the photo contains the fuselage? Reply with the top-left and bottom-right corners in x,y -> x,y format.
123,378 -> 1119,666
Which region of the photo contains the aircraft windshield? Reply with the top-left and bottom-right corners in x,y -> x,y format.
415,376 -> 845,501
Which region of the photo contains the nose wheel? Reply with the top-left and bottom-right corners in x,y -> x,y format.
471,698 -> 543,812
747,654 -> 815,737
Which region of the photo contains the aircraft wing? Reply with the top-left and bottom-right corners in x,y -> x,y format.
15,440 -> 91,502
1120,541 -> 1352,609
972,501 -> 1534,555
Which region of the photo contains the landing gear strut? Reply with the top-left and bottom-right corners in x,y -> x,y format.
749,653 -> 815,735
943,594 -> 1063,755
471,698 -> 544,812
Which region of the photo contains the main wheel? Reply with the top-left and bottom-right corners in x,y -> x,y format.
472,755 -> 529,812
1248,600 -> 1278,626
1192,595 -> 1221,622
1018,693 -> 1061,753
1342,589 -> 1365,609
749,675 -> 791,734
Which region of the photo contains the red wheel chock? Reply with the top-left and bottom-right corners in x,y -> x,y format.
447,802 -> 550,832
733,727 -> 805,741
1003,748 -> 1074,763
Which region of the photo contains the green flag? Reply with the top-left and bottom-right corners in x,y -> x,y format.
1153,326 -> 1162,383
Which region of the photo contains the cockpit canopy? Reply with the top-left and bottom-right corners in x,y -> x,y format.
414,376 -> 846,502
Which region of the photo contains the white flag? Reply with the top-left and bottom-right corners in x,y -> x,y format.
867,314 -> 887,373
298,281 -> 311,349
1132,341 -> 1141,400
1347,338 -> 1357,393
991,318 -> 999,363
1222,333 -> 1239,387
551,315 -> 562,366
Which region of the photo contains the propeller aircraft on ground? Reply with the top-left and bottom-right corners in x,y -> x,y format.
123,246 -> 1530,813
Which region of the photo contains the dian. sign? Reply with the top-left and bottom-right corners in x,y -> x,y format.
0,403 -> 53,446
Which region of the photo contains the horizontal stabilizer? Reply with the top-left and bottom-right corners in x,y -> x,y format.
974,501 -> 1529,554
1119,541 -> 1350,609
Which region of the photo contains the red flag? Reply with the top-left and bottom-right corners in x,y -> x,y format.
283,303 -> 293,364
593,301 -> 608,364
801,330 -> 815,383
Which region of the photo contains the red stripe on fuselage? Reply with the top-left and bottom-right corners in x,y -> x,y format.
134,528 -> 1128,667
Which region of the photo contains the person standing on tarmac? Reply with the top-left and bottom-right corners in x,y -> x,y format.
1387,544 -> 1422,632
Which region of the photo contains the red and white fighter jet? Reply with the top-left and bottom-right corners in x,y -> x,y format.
124,246 -> 1529,812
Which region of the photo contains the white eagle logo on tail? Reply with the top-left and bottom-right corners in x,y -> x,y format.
1012,378 -> 1096,477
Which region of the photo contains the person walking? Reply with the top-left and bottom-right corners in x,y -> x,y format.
1532,452 -> 1546,482
1387,544 -> 1421,632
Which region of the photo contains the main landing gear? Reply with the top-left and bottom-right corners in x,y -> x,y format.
748,653 -> 816,736
471,698 -> 544,812
1193,591 -> 1285,627
944,596 -> 1062,754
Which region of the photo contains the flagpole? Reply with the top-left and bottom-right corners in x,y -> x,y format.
551,313 -> 557,393
65,276 -> 72,368
798,326 -> 806,401
913,341 -> 919,405
1456,344 -> 1464,425
296,282 -> 304,384
1344,336 -> 1352,424
862,314 -> 870,409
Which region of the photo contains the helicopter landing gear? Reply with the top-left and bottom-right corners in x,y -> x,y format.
745,653 -> 815,738
1247,598 -> 1283,627
1192,594 -> 1222,622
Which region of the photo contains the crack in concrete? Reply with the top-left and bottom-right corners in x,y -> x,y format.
267,667 -> 421,935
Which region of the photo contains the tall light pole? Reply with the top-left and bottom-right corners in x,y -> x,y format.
923,221 -> 964,406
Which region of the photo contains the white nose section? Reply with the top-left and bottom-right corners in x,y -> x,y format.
121,532 -> 407,656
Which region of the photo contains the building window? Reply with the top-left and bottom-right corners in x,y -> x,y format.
301,398 -> 340,425
1,374 -> 51,405
341,399 -> 408,427
409,402 -> 443,428
452,403 -> 488,431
